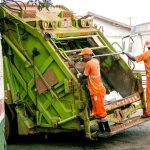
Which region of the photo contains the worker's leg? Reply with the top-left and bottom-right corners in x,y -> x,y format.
142,77 -> 150,118
95,86 -> 107,118
146,77 -> 150,116
91,87 -> 111,137
103,121 -> 110,132
91,93 -> 104,138
95,87 -> 111,137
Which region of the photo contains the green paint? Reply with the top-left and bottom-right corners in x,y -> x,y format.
1,3 -> 147,142
0,119 -> 7,150
104,57 -> 112,68
101,61 -> 110,69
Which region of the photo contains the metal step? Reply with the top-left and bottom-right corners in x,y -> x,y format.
98,116 -> 150,138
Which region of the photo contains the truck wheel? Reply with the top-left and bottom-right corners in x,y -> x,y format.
5,107 -> 18,143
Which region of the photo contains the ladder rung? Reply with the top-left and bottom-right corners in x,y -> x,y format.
65,46 -> 107,54
53,35 -> 98,41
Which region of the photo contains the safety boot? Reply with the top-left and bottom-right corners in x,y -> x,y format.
98,121 -> 112,138
103,121 -> 111,132
91,122 -> 104,138
141,115 -> 150,118
91,130 -> 103,138
98,131 -> 113,138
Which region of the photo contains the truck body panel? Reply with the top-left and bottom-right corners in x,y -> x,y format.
0,2 -> 147,141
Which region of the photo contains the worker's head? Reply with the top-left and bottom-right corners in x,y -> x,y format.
78,48 -> 92,62
145,39 -> 150,49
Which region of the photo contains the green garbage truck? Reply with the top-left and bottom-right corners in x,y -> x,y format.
0,1 -> 149,143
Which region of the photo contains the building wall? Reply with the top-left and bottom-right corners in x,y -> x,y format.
93,17 -> 130,36
0,34 -> 6,150
93,17 -> 130,54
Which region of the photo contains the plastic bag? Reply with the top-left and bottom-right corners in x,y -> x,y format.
104,91 -> 122,104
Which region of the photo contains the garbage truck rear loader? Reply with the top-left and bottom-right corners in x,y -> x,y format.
0,2 -> 148,142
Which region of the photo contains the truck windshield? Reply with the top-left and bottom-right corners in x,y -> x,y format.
129,33 -> 150,71
129,35 -> 142,54
130,33 -> 150,53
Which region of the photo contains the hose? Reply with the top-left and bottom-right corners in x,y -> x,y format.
2,0 -> 22,11
17,1 -> 26,10
6,19 -> 25,35
1,0 -> 26,11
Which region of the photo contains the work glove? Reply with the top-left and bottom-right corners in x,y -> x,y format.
77,73 -> 82,79
122,51 -> 127,55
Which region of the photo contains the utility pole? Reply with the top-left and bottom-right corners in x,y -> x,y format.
127,16 -> 133,26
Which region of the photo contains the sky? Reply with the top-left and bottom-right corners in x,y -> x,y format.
22,0 -> 150,26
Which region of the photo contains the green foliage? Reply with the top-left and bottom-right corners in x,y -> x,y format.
27,0 -> 54,11
0,0 -> 54,11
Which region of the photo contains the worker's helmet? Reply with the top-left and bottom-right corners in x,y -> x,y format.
78,47 -> 92,55
145,38 -> 150,48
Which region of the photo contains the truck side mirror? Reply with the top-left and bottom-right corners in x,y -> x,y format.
143,44 -> 146,52
129,41 -> 133,52
122,41 -> 125,50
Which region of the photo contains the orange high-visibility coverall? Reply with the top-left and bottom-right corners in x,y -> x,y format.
136,50 -> 150,116
84,58 -> 107,118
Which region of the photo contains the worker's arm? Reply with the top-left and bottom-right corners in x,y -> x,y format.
122,52 -> 136,61
81,74 -> 88,79
77,73 -> 88,80
126,53 -> 136,61
78,62 -> 90,80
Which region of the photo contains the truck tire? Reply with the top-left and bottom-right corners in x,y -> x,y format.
5,107 -> 18,143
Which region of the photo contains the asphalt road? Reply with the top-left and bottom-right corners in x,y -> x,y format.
7,119 -> 150,150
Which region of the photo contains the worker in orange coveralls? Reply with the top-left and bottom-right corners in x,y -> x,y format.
122,38 -> 150,118
77,47 -> 111,138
